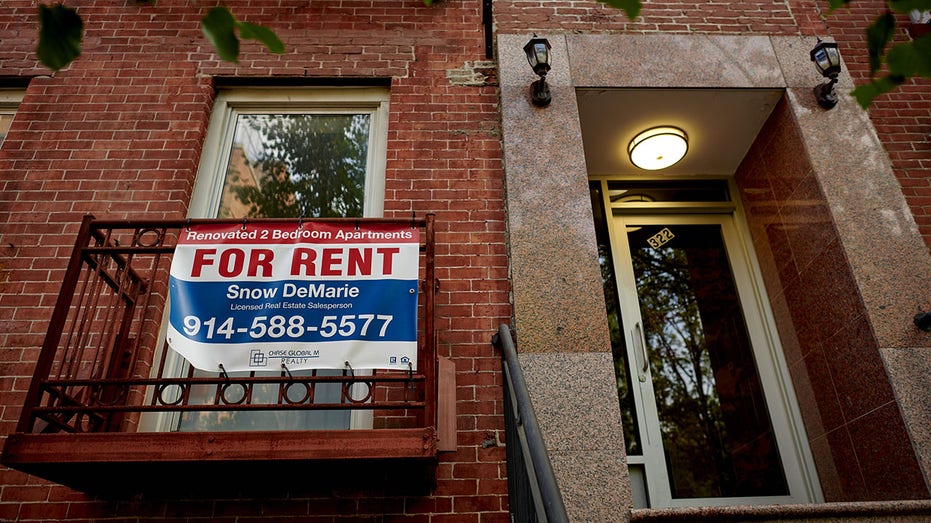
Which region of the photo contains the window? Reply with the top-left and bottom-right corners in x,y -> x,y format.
0,90 -> 24,146
590,177 -> 821,508
190,87 -> 389,220
149,87 -> 390,433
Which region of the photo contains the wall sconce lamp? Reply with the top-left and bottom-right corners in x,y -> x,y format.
914,310 -> 931,332
523,35 -> 552,107
628,126 -> 689,170
810,38 -> 842,109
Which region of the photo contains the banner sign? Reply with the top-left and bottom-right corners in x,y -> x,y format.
167,221 -> 420,372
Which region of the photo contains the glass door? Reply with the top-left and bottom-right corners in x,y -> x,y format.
590,180 -> 818,508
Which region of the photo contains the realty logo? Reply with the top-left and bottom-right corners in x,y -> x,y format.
250,349 -> 268,367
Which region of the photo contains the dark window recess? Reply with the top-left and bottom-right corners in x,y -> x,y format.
606,179 -> 730,205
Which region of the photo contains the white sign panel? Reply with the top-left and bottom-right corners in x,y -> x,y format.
167,221 -> 420,372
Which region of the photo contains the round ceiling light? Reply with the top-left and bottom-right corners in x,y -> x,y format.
628,126 -> 688,170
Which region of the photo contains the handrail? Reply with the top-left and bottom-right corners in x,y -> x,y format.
493,324 -> 569,523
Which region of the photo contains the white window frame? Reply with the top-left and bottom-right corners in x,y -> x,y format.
0,90 -> 24,145
189,86 -> 390,220
141,87 -> 390,433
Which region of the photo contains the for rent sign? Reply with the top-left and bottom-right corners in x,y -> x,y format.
167,221 -> 420,372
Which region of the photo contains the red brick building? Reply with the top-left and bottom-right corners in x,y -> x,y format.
0,0 -> 930,521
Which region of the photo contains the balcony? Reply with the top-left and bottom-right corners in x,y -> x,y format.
1,215 -> 442,493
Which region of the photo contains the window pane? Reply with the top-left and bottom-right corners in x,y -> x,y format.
218,113 -> 371,219
177,376 -> 350,432
627,224 -> 788,498
0,114 -> 13,145
607,180 -> 729,205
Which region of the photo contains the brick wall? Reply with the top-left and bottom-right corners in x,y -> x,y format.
0,0 -> 509,520
2,0 -> 928,518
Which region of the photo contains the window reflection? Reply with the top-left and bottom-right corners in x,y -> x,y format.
628,224 -> 788,498
219,113 -> 370,219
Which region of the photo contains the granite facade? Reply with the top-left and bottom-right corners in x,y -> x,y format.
499,32 -> 931,521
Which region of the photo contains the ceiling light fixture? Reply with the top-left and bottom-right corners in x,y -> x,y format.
628,126 -> 688,170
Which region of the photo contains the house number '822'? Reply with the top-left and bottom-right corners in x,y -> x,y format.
647,227 -> 675,249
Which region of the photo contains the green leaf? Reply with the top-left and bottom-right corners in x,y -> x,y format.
201,6 -> 240,62
889,0 -> 931,14
237,21 -> 285,55
827,0 -> 850,11
866,11 -> 896,76
885,34 -> 931,78
596,0 -> 641,19
202,6 -> 285,62
851,75 -> 905,108
36,3 -> 83,71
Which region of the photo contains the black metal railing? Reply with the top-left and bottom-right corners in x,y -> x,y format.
13,215 -> 437,436
493,324 -> 569,523
2,215 -> 442,492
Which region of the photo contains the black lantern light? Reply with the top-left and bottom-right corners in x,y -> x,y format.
523,35 -> 552,107
810,38 -> 842,109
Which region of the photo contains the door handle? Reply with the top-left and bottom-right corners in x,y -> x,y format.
633,321 -> 648,382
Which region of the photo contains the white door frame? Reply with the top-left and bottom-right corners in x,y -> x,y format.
594,177 -> 822,508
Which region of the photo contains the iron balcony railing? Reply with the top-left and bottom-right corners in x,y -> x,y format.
2,215 -> 438,491
494,324 -> 569,523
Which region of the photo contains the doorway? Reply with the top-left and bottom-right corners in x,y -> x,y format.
590,178 -> 818,508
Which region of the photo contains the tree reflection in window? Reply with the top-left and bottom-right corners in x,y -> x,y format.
629,224 -> 788,499
219,113 -> 370,219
